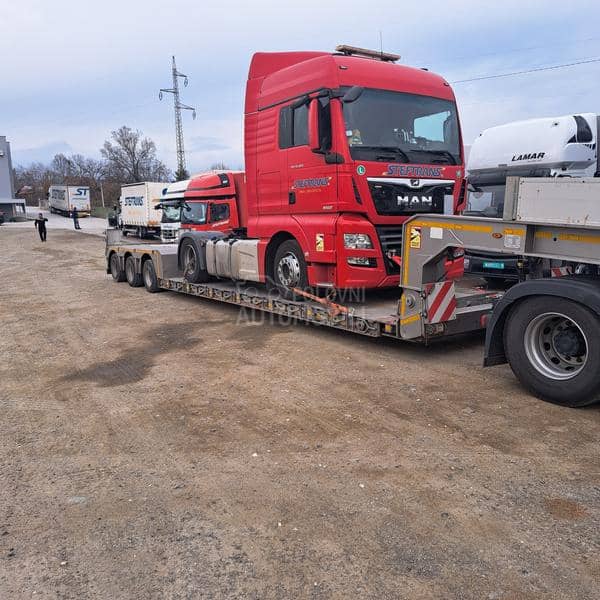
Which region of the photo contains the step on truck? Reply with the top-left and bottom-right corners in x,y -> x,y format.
119,182 -> 166,239
48,185 -> 91,217
177,45 -> 466,297
107,176 -> 600,408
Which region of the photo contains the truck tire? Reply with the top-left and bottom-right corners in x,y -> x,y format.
180,238 -> 209,283
272,239 -> 308,300
125,255 -> 143,287
109,253 -> 126,282
142,259 -> 161,293
504,296 -> 600,407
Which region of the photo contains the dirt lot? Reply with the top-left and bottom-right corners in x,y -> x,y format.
0,228 -> 598,599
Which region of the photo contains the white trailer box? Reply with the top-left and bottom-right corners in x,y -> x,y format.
49,185 -> 91,216
119,182 -> 166,239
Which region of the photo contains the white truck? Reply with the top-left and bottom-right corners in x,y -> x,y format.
48,185 -> 91,217
119,182 -> 166,239
464,113 -> 599,281
156,179 -> 189,243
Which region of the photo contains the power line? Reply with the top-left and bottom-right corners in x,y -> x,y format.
410,34 -> 600,67
452,56 -> 600,84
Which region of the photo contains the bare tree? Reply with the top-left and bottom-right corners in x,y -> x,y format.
101,126 -> 171,183
210,161 -> 230,171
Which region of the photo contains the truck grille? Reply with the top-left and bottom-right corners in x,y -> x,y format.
368,180 -> 453,216
375,226 -> 404,274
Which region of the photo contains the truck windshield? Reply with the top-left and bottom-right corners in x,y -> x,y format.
465,184 -> 506,218
162,206 -> 181,223
181,202 -> 207,225
342,88 -> 461,165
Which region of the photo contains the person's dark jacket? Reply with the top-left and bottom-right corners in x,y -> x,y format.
34,217 -> 48,230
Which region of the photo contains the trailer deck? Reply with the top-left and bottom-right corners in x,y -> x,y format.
106,233 -> 499,342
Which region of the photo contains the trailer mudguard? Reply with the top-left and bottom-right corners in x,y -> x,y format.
484,276 -> 600,366
177,230 -> 226,271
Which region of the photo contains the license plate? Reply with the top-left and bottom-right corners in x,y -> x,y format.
483,261 -> 505,270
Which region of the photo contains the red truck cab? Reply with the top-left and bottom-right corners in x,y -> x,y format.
181,171 -> 247,233
244,46 -> 465,291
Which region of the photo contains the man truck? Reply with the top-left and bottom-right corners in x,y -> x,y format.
48,185 -> 91,217
119,182 -> 166,239
464,113 -> 599,282
175,45 -> 466,296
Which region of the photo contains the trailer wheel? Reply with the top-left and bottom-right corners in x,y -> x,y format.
109,253 -> 126,282
180,238 -> 209,283
504,296 -> 600,406
272,239 -> 308,300
125,255 -> 143,287
142,259 -> 161,293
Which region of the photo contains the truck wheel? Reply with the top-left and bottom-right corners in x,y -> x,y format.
504,296 -> 600,406
272,239 -> 308,300
142,259 -> 161,293
109,253 -> 126,282
180,238 -> 209,283
125,255 -> 143,287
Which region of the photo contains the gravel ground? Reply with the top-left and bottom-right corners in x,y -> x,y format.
0,228 -> 598,599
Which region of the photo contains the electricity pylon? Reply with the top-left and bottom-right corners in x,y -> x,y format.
159,56 -> 196,180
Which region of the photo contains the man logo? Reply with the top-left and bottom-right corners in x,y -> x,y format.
409,179 -> 421,188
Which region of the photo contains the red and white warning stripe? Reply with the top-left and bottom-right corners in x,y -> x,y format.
425,281 -> 457,324
551,266 -> 572,278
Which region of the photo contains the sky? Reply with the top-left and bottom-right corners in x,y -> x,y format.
2,0 -> 600,173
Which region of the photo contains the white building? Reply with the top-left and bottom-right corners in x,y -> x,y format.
0,136 -> 26,220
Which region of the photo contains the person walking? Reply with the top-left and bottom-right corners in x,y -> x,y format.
34,213 -> 48,242
72,206 -> 81,230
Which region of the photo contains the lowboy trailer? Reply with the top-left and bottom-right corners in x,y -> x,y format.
106,177 -> 600,408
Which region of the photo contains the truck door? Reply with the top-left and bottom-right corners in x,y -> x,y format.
207,200 -> 239,232
256,109 -> 287,214
280,98 -> 337,215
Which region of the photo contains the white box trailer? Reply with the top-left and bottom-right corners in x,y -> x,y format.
48,185 -> 91,216
119,182 -> 166,239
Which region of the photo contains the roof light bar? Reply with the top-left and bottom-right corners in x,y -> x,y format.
335,44 -> 400,63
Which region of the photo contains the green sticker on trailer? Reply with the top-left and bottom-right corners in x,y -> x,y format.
483,261 -> 505,270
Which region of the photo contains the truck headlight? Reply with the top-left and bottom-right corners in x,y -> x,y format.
343,233 -> 373,249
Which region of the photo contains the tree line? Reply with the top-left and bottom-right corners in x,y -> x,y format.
14,126 -> 173,209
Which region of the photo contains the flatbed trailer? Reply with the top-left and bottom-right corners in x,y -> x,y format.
106,177 -> 600,408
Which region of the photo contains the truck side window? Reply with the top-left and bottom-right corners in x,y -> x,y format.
292,104 -> 308,146
181,202 -> 207,224
279,103 -> 308,148
210,203 -> 230,223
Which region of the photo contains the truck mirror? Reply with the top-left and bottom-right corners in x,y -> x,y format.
308,99 -> 321,153
342,86 -> 363,103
